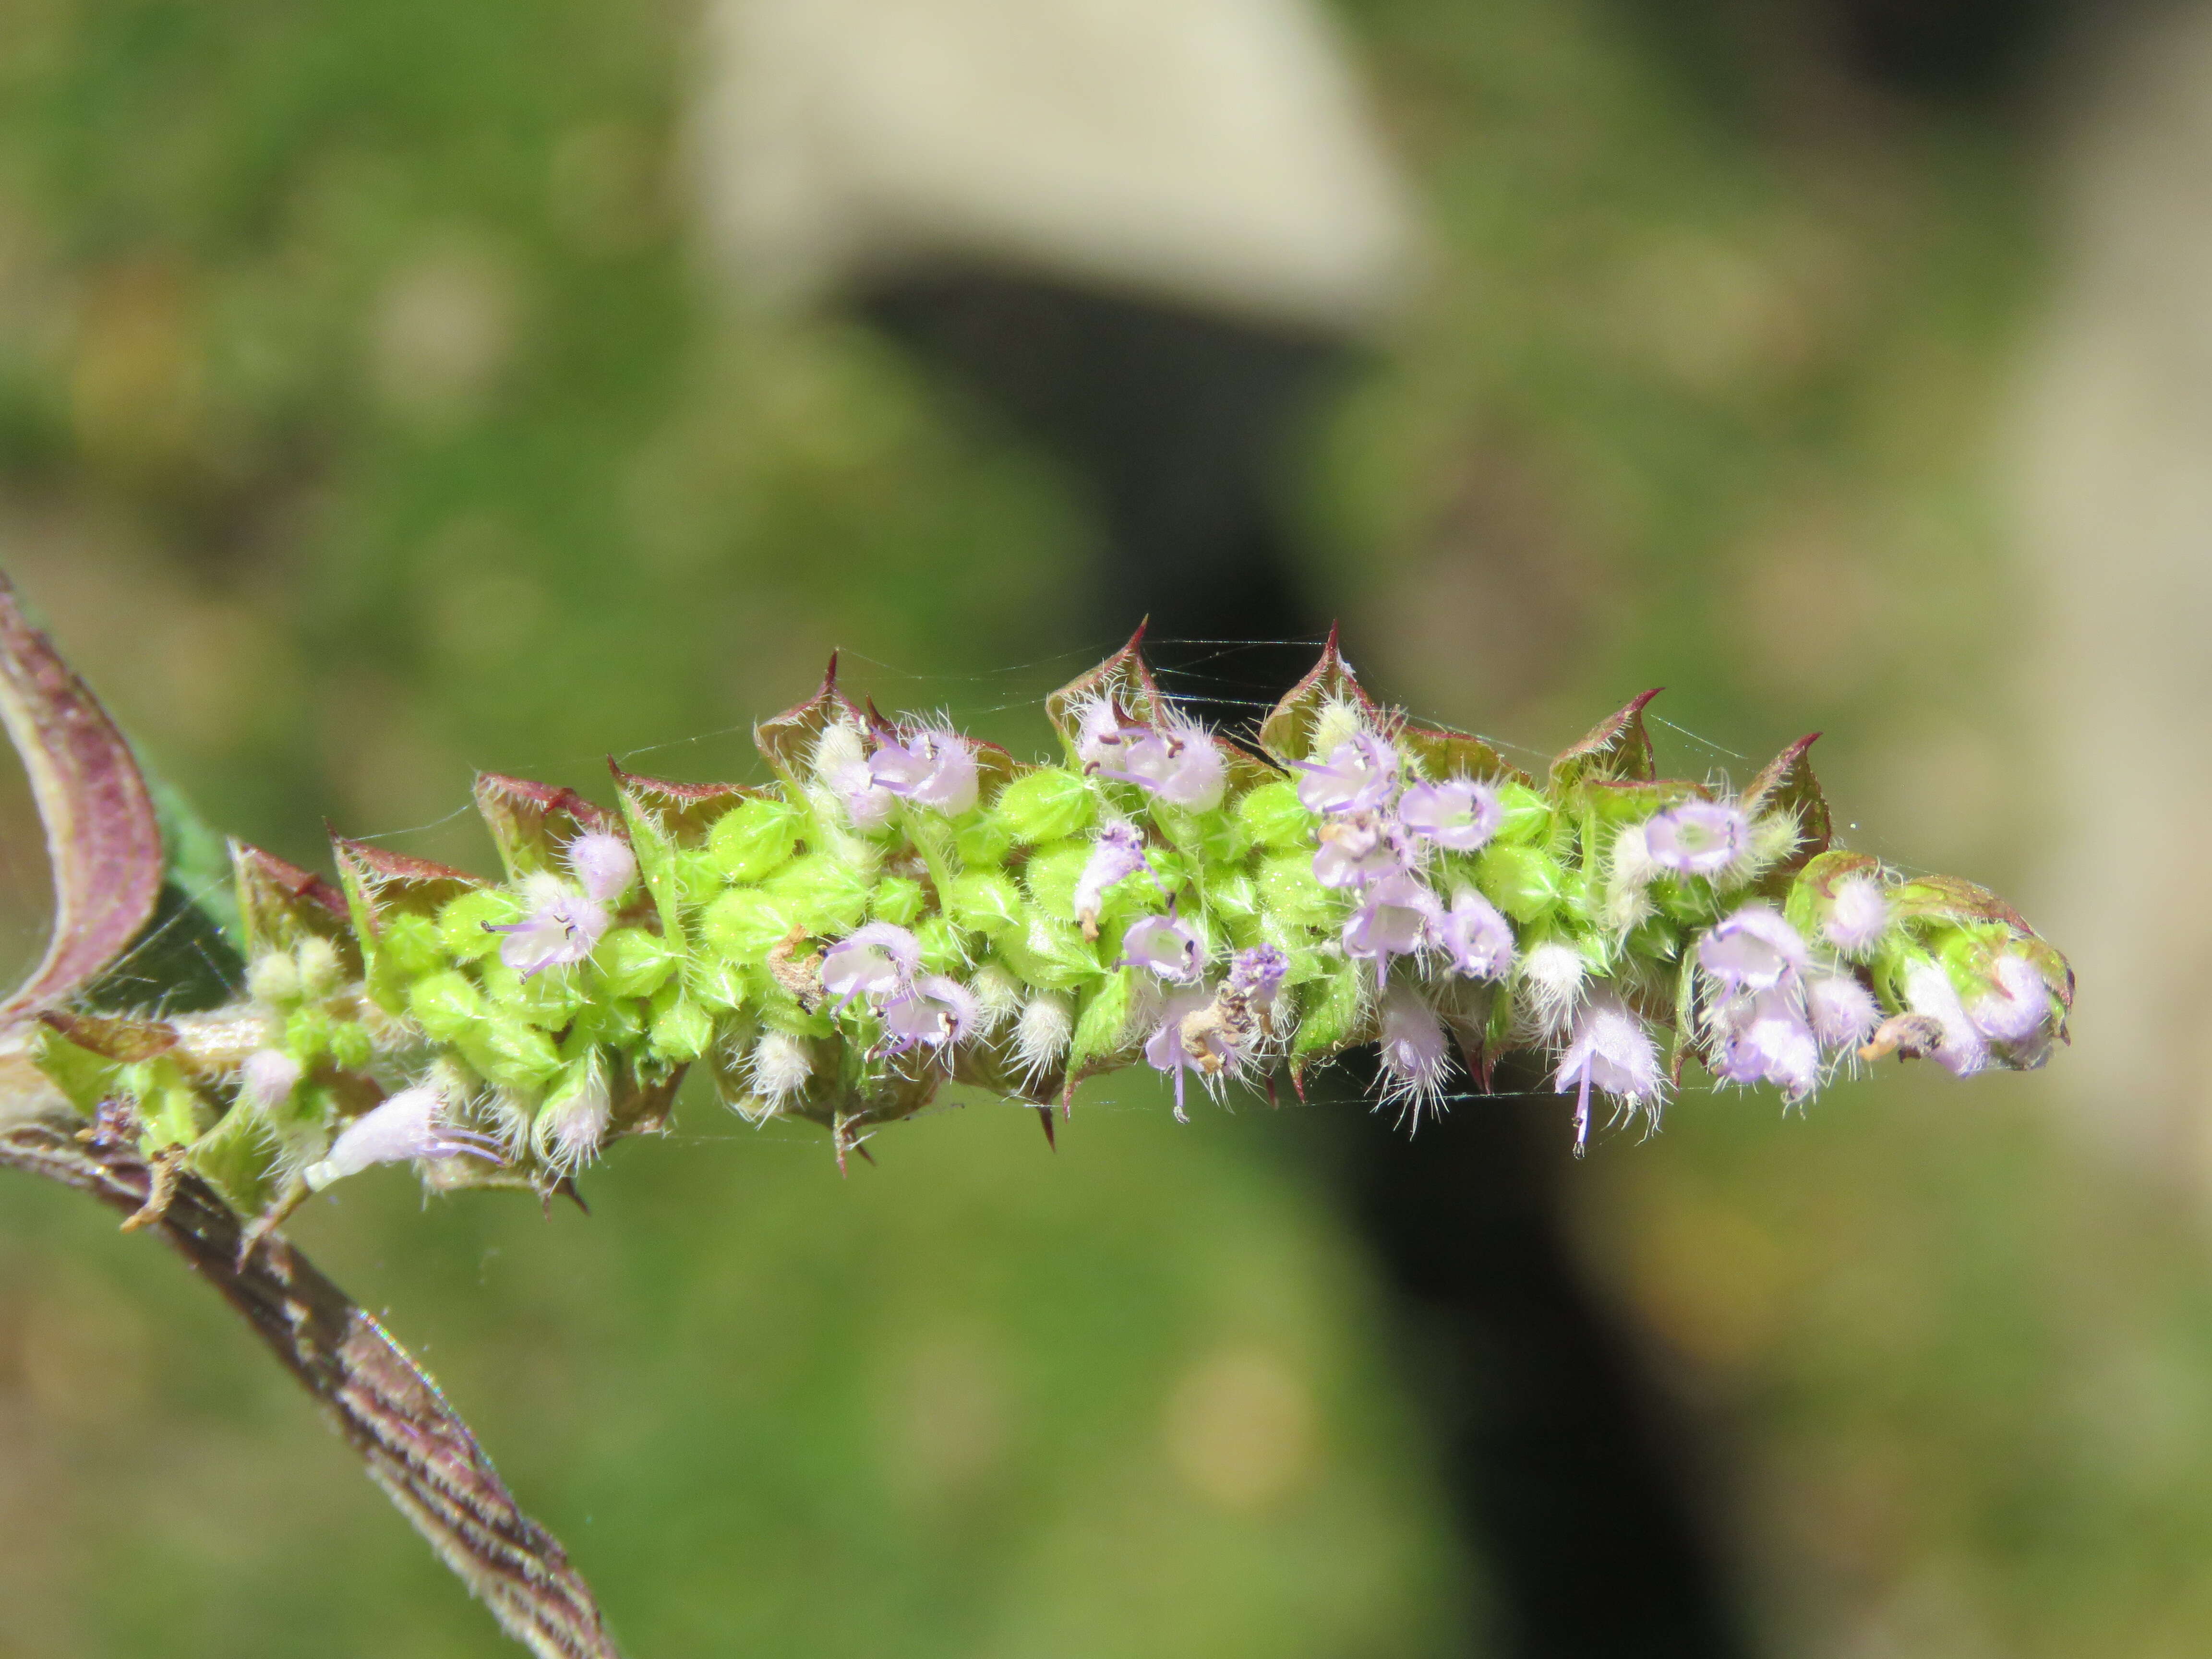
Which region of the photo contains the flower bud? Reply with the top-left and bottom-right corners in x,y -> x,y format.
239,1048 -> 303,1114
596,926 -> 681,998
1013,991 -> 1074,1080
296,936 -> 345,1000
748,1030 -> 816,1107
408,970 -> 486,1043
708,799 -> 801,883
568,832 -> 637,905
534,1056 -> 613,1175
870,875 -> 927,927
993,767 -> 1096,845
247,951 -> 301,1007
649,996 -> 715,1064
1235,780 -> 1315,851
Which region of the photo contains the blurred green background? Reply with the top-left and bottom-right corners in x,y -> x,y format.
4,0 -> 2209,1654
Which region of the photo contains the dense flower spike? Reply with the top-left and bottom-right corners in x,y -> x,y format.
32,632 -> 2072,1218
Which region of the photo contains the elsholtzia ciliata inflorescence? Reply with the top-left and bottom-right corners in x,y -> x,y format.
32,632 -> 2073,1225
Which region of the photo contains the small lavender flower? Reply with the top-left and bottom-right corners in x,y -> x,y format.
1092,716 -> 1227,811
238,1048 -> 303,1114
1900,958 -> 1988,1078
1144,988 -> 1217,1121
1120,912 -> 1204,983
302,1084 -> 501,1191
1012,991 -> 1074,1081
1073,822 -> 1153,935
1554,994 -> 1664,1152
1437,888 -> 1515,980
815,723 -> 896,830
1226,943 -> 1288,1007
486,877 -> 610,978
1170,945 -> 1290,1092
1399,778 -> 1502,853
878,974 -> 981,1058
1342,871 -> 1438,977
568,832 -> 637,905
1377,980 -> 1452,1120
1821,872 -> 1892,956
1296,732 -> 1399,816
1804,974 -> 1882,1050
868,726 -> 980,815
1710,990 -> 1820,1100
1644,800 -> 1751,878
821,922 -> 921,1007
1697,905 -> 1811,995
1075,697 -> 1136,770
1312,810 -> 1406,890
1970,953 -> 2053,1046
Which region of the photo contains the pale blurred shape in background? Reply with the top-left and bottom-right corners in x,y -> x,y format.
2021,2 -> 2212,1178
693,0 -> 1413,331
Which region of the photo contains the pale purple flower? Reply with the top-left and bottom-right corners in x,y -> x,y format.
1075,697 -> 1134,770
1121,913 -> 1204,983
1643,800 -> 1751,878
1804,974 -> 1882,1051
1312,810 -> 1406,890
1901,958 -> 1988,1078
1697,905 -> 1811,995
1970,953 -> 2052,1046
1378,980 -> 1452,1120
1822,873 -> 1891,956
1093,716 -> 1227,811
303,1084 -> 500,1191
1226,944 -> 1288,1007
1343,871 -> 1438,977
238,1048 -> 303,1114
1399,778 -> 1502,853
869,726 -> 980,814
1143,988 -> 1216,1121
1296,732 -> 1399,816
1554,994 -> 1664,1152
1437,888 -> 1515,980
878,974 -> 982,1058
815,723 -> 896,830
1710,991 -> 1820,1100
487,879 -> 610,977
568,832 -> 637,905
1073,822 -> 1154,932
821,922 -> 921,1007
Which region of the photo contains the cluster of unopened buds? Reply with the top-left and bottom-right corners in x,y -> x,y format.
32,630 -> 2071,1231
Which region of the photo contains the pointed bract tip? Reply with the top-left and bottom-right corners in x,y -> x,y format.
1036,1105 -> 1057,1151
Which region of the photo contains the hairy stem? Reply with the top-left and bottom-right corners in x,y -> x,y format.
0,1062 -> 622,1658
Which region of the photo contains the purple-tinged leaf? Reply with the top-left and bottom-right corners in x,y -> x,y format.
0,572 -> 163,1027
1741,733 -> 1832,878
1257,625 -> 1382,768
1548,689 -> 1662,792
